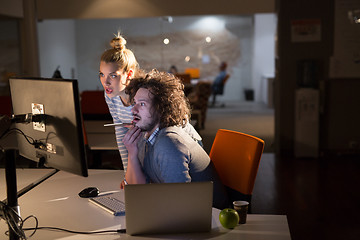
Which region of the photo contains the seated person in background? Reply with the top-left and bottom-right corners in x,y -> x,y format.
187,81 -> 212,129
122,70 -> 229,209
168,65 -> 178,74
211,61 -> 228,106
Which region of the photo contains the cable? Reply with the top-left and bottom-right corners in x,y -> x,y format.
0,128 -> 41,166
1,128 -> 48,152
0,201 -> 38,239
23,227 -> 126,234
0,128 -> 35,145
0,127 -> 127,238
1,200 -> 126,239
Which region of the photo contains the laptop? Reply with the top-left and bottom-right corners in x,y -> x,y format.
124,181 -> 213,235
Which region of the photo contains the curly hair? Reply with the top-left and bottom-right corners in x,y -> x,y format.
125,70 -> 191,129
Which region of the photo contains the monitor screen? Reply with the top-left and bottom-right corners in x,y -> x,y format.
9,77 -> 88,177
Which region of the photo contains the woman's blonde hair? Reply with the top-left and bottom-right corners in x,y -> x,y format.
101,33 -> 139,74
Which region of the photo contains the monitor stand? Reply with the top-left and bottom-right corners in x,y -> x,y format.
4,149 -> 19,240
3,149 -> 58,240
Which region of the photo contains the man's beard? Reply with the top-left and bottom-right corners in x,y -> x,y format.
136,115 -> 160,132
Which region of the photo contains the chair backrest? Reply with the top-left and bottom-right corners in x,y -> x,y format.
184,68 -> 200,79
0,95 -> 12,116
209,129 -> 264,196
80,90 -> 111,120
222,74 -> 230,84
175,73 -> 191,84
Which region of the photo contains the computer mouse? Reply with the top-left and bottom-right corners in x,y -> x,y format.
78,187 -> 99,198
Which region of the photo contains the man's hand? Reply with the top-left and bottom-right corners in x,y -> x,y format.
122,126 -> 147,185
120,180 -> 126,189
123,126 -> 142,155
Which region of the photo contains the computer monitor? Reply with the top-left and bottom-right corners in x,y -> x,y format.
9,77 -> 88,177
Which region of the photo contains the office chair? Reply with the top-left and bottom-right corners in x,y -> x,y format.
209,129 -> 264,211
80,90 -> 111,120
188,81 -> 212,130
210,74 -> 230,107
0,96 -> 12,117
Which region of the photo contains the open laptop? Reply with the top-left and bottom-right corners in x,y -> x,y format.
124,181 -> 213,235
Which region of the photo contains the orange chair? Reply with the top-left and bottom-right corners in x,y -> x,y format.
209,129 -> 264,211
185,68 -> 200,79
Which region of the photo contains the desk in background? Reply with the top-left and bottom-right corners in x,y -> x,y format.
0,169 -> 291,239
84,120 -> 118,151
83,120 -> 120,168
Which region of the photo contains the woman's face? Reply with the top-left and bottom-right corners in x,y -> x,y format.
99,61 -> 129,98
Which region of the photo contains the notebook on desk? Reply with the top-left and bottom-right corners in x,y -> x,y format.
124,181 -> 213,235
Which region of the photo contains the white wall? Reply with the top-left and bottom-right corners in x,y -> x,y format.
74,17 -> 169,91
218,16 -> 254,102
36,15 -> 276,102
252,13 -> 277,103
37,20 -> 77,79
74,16 -> 254,100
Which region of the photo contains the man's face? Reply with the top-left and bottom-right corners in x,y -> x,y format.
131,88 -> 160,133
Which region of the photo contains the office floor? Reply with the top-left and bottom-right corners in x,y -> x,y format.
2,101 -> 360,240
203,101 -> 360,240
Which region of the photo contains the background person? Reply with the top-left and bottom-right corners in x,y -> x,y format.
168,65 -> 178,74
211,61 -> 228,106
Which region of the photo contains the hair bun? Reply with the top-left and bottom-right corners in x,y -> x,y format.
110,35 -> 126,50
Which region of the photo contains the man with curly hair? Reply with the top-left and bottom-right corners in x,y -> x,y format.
122,70 -> 229,209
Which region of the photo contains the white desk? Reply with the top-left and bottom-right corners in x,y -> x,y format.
0,169 -> 291,240
0,169 -> 56,201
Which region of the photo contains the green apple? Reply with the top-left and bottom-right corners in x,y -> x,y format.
219,208 -> 239,229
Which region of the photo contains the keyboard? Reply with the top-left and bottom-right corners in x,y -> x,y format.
89,192 -> 125,216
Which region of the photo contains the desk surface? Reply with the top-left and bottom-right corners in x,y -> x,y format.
0,169 -> 56,201
0,169 -> 291,240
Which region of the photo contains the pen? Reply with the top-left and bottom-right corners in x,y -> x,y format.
103,122 -> 133,127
